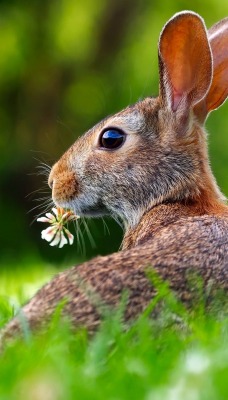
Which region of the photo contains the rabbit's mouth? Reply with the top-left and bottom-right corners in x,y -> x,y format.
76,202 -> 108,218
53,195 -> 109,218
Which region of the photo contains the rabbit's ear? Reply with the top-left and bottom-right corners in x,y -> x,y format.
195,17 -> 228,121
158,12 -> 212,123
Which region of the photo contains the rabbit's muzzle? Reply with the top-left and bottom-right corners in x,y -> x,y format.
48,160 -> 79,207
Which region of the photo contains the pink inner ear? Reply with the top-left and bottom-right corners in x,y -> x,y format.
172,89 -> 183,112
159,12 -> 212,114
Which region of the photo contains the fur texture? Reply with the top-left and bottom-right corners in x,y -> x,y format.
2,11 -> 228,341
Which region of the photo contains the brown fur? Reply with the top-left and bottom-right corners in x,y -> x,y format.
1,11 -> 228,342
49,154 -> 79,202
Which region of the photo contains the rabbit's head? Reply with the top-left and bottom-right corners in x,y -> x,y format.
49,12 -> 228,228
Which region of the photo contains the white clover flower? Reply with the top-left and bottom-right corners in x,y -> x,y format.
37,207 -> 79,248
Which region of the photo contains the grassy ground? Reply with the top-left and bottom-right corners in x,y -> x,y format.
0,261 -> 228,400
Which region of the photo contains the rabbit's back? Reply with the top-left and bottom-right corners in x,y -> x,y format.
4,213 -> 226,338
123,204 -> 228,261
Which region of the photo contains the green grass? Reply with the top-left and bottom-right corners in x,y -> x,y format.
0,261 -> 228,400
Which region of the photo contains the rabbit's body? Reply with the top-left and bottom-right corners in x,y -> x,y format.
4,204 -> 228,337
2,11 -> 228,340
122,202 -> 228,251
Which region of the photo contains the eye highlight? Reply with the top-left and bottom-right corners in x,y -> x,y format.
99,129 -> 126,150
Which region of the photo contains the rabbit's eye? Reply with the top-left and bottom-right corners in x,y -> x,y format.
99,129 -> 125,149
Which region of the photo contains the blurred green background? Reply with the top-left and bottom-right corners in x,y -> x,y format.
0,0 -> 228,271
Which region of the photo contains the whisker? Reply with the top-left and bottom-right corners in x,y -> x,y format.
111,213 -> 124,229
82,217 -> 96,249
34,169 -> 50,177
33,170 -> 50,178
33,195 -> 52,203
31,159 -> 52,180
32,157 -> 52,169
70,206 -> 88,256
30,200 -> 54,225
35,164 -> 51,170
26,186 -> 50,198
30,150 -> 52,158
28,198 -> 52,214
39,161 -> 52,168
26,157 -> 54,225
73,219 -> 86,256
56,118 -> 75,138
101,217 -> 110,236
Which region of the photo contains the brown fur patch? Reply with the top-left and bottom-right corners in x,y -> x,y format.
49,156 -> 79,204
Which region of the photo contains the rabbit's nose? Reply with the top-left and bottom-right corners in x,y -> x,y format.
48,175 -> 54,189
48,162 -> 59,189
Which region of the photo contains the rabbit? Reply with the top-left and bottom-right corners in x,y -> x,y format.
2,11 -> 228,341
